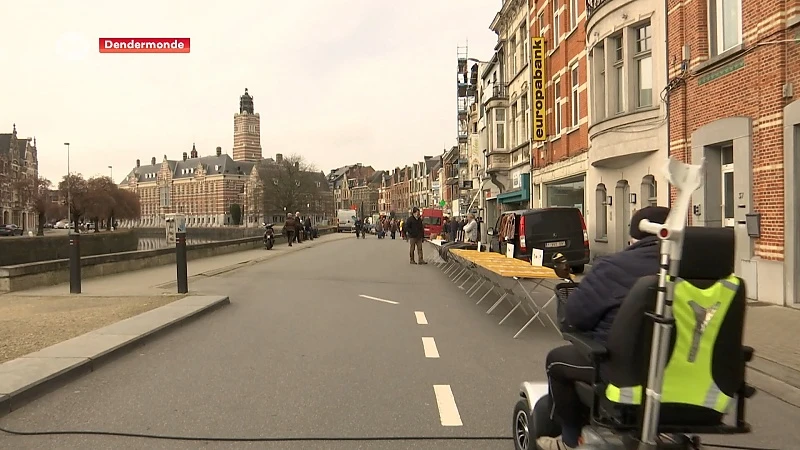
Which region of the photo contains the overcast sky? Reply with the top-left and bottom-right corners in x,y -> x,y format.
1,0 -> 499,184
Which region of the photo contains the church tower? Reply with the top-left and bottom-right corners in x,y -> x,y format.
232,88 -> 262,162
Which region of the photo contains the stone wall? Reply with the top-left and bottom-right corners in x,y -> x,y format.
133,227 -> 266,240
0,226 -> 336,292
0,231 -> 138,266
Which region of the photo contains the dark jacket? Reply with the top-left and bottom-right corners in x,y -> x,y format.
283,217 -> 296,232
563,236 -> 661,344
405,215 -> 424,239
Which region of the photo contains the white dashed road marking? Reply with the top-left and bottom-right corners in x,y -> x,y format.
433,385 -> 463,426
415,311 -> 428,324
421,337 -> 439,358
358,294 -> 398,305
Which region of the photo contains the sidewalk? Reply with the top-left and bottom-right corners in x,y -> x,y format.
0,233 -> 349,365
4,233 -> 351,297
745,303 -> 800,384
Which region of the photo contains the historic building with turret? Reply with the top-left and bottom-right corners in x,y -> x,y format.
119,89 -> 332,228
0,124 -> 38,230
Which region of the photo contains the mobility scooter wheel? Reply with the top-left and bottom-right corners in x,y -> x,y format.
514,395 -> 561,450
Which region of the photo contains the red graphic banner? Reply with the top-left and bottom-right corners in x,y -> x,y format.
99,38 -> 190,53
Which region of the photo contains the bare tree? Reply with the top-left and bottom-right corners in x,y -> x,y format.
85,176 -> 117,232
257,154 -> 318,214
58,174 -> 89,231
111,188 -> 141,226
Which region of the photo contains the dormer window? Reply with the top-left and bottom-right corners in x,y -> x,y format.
215,165 -> 220,171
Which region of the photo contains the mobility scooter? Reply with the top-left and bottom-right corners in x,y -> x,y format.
513,157 -> 758,450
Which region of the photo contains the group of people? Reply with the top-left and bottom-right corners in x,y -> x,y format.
441,214 -> 479,243
281,211 -> 315,247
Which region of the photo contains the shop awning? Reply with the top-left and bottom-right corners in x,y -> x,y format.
497,173 -> 530,204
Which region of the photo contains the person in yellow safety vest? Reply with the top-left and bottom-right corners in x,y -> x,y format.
399,219 -> 404,239
537,206 -> 670,450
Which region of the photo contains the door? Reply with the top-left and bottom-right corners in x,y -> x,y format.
721,145 -> 735,227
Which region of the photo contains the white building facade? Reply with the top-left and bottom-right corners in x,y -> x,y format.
585,0 -> 670,257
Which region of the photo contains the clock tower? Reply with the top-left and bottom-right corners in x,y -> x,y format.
232,88 -> 262,162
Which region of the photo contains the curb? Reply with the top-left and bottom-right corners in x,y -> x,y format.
747,356 -> 800,407
0,295 -> 230,417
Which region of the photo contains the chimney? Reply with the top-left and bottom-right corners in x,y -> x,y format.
136,159 -> 140,168
216,146 -> 222,156
151,157 -> 156,165
182,152 -> 188,161
276,153 -> 283,163
190,144 -> 198,159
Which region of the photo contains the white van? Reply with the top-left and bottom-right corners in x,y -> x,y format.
337,209 -> 357,232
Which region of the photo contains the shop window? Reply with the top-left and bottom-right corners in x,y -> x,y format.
595,184 -> 608,240
640,175 -> 657,207
722,145 -> 734,227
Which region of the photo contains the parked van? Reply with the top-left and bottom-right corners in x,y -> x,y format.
337,209 -> 357,232
487,207 -> 589,273
421,208 -> 444,238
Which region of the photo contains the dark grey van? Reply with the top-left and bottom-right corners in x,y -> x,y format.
487,207 -> 589,273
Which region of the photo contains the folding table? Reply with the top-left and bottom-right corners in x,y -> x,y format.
448,249 -> 571,338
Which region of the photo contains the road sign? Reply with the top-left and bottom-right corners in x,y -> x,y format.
439,200 -> 446,207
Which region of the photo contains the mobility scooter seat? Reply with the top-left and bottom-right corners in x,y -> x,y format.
562,226 -> 756,437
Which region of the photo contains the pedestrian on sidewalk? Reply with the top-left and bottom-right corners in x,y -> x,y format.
406,207 -> 426,264
294,212 -> 303,243
283,213 -> 296,247
304,216 -> 313,240
390,219 -> 398,239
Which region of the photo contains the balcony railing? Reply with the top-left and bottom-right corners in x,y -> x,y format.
586,0 -> 609,20
490,84 -> 508,99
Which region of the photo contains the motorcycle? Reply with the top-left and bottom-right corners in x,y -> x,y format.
262,222 -> 275,250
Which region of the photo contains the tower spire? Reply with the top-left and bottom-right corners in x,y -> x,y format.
239,88 -> 254,114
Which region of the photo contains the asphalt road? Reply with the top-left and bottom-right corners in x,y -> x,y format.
0,236 -> 797,449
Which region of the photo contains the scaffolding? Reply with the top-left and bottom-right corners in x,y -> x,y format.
456,42 -> 478,216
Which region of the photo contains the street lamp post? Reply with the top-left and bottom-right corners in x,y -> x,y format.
108,165 -> 114,230
63,143 -> 72,229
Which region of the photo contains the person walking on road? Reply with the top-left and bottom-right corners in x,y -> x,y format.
390,219 -> 398,239
463,213 -> 478,243
283,213 -> 296,247
406,207 -> 426,265
294,212 -> 303,243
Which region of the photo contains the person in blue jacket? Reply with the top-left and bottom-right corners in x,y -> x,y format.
536,206 -> 670,450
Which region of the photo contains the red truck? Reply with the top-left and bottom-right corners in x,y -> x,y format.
421,208 -> 444,238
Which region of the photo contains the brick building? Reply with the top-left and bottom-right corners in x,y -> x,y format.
327,163 -> 376,210
530,0 -> 591,232
119,146 -> 259,227
666,0 -> 800,305
351,170 -> 385,218
0,124 -> 38,230
119,88 -> 333,228
389,165 -> 412,217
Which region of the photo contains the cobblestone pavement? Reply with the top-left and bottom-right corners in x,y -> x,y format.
0,294 -> 185,363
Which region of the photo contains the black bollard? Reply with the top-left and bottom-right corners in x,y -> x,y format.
69,232 -> 82,294
176,231 -> 188,294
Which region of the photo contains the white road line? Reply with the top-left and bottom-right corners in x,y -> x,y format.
358,294 -> 398,305
433,385 -> 463,426
421,337 -> 439,358
415,311 -> 428,325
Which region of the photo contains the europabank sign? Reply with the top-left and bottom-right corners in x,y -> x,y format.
531,37 -> 547,141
